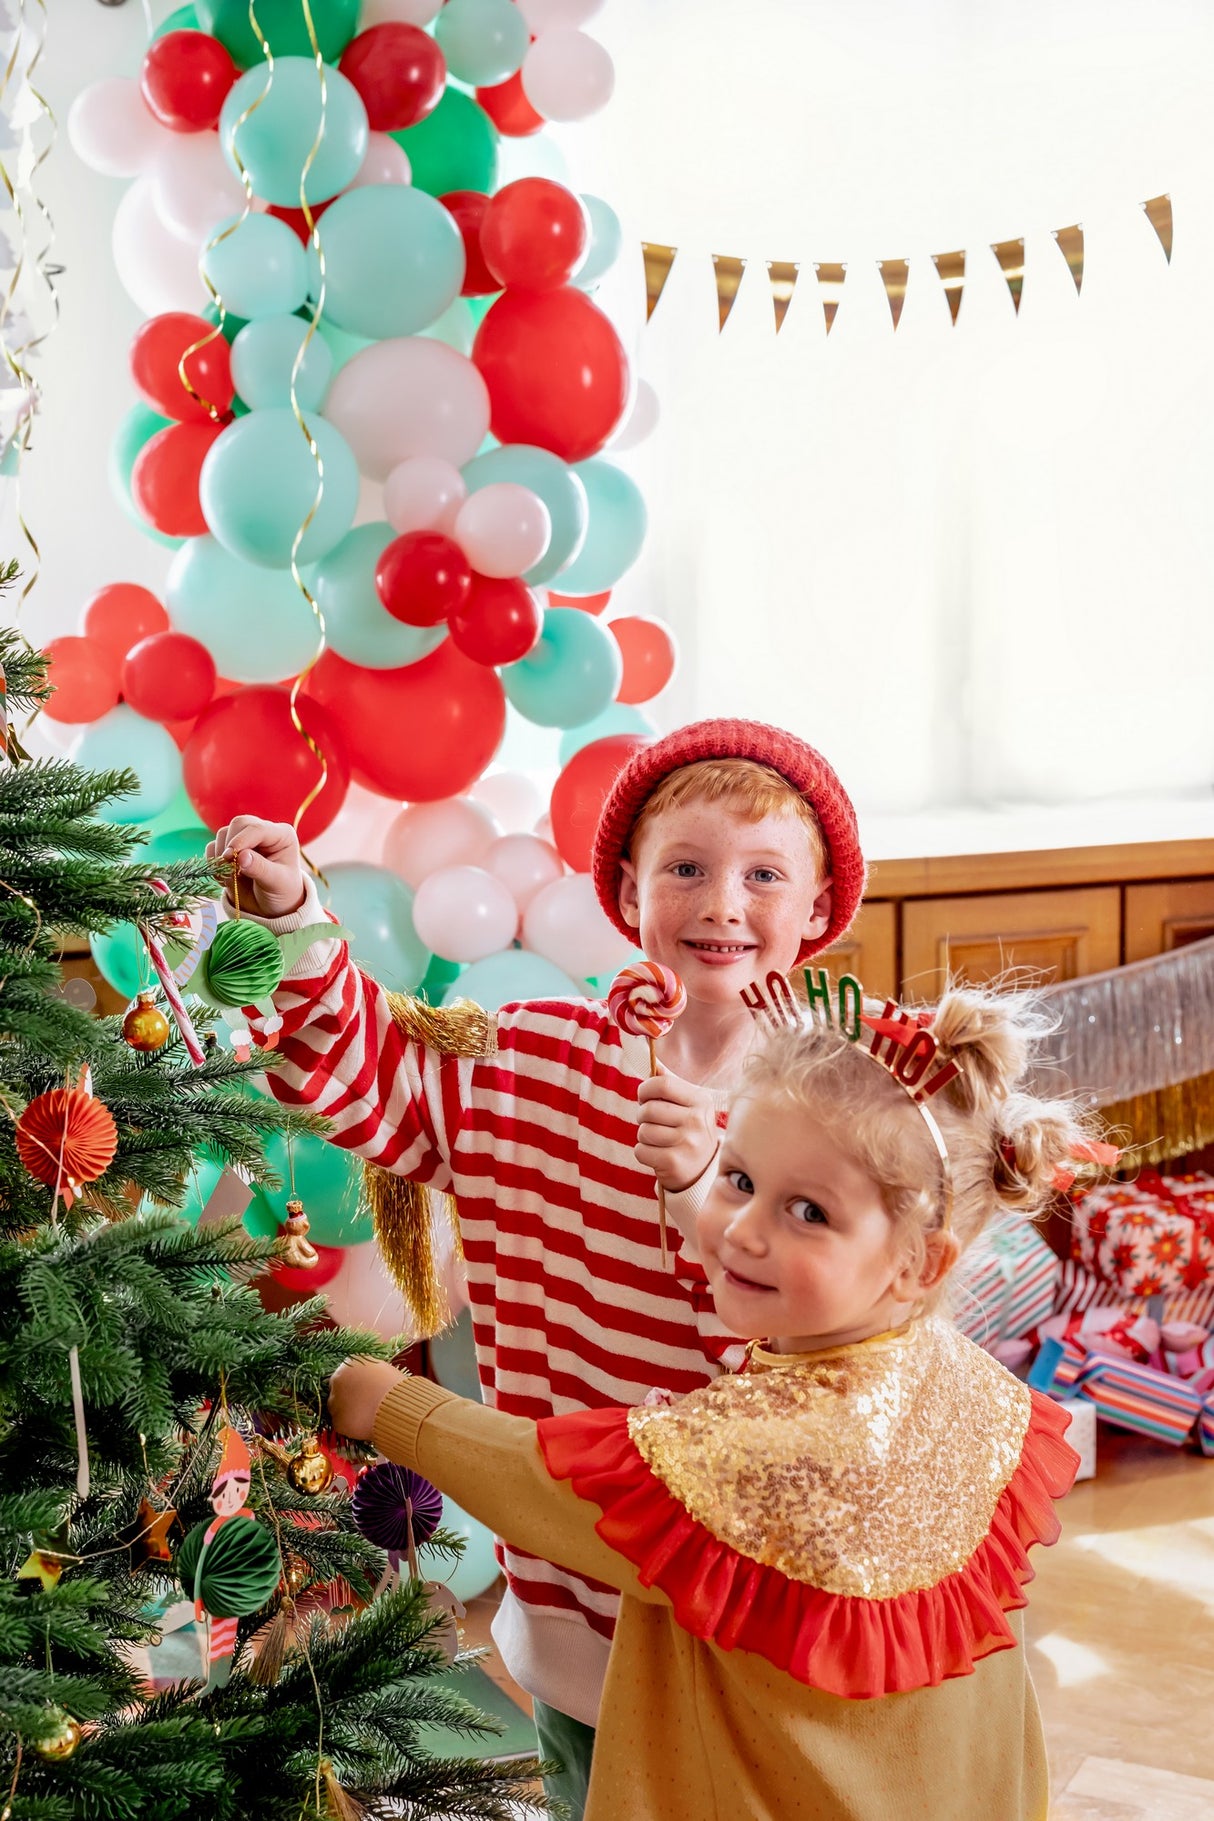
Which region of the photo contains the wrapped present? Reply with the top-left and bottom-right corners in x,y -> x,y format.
1058,1398 -> 1097,1481
1054,1257 -> 1214,1329
1039,1304 -> 1161,1366
1071,1168 -> 1214,1297
1075,1354 -> 1202,1447
953,1214 -> 1060,1349
1198,1396 -> 1214,1458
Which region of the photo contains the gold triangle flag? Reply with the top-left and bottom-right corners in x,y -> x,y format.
991,237 -> 1025,313
812,261 -> 847,334
878,258 -> 910,330
641,242 -> 678,323
1051,224 -> 1084,294
766,259 -> 800,333
931,249 -> 965,325
711,253 -> 747,331
1141,194 -> 1172,263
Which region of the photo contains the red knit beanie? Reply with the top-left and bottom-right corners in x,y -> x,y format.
591,718 -> 866,964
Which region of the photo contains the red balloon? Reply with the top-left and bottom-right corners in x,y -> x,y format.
450,573 -> 543,666
122,631 -> 217,723
271,1242 -> 345,1292
183,686 -> 351,842
550,733 -> 652,873
339,23 -> 446,131
130,421 -> 224,538
42,637 -> 122,725
306,644 -> 506,802
130,312 -> 235,424
140,29 -> 238,132
81,582 -> 169,658
440,190 -> 498,297
376,531 -> 472,627
549,588 -> 611,615
266,197 -> 335,244
476,70 -> 545,137
481,179 -> 588,293
610,616 -> 678,704
473,289 -> 629,463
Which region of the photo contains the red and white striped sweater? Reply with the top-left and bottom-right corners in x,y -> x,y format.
247,882 -> 744,1726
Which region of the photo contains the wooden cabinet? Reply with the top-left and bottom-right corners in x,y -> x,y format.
901,887 -> 1121,997
1125,880 -> 1214,962
812,901 -> 897,1000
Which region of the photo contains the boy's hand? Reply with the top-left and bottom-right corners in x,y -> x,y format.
635,1070 -> 721,1194
327,1357 -> 405,1442
206,816 -> 308,919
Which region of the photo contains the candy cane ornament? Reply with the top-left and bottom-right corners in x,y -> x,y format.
609,962 -> 688,1267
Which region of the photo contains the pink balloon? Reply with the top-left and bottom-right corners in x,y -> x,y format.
112,178 -> 206,317
469,769 -> 544,832
521,30 -> 615,122
412,864 -> 519,962
360,0 -> 443,24
610,378 -> 660,451
484,833 -> 565,915
324,1232 -> 467,1339
151,132 -> 248,243
325,339 -> 491,482
523,872 -> 635,979
383,796 -> 500,889
384,454 -> 468,536
518,0 -> 604,24
68,76 -> 170,177
349,130 -> 412,188
454,482 -> 551,580
308,780 -> 397,868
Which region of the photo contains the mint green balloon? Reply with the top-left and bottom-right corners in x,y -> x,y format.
444,948 -> 583,1011
462,444 -> 587,587
110,402 -> 181,551
554,459 -> 648,596
79,707 -> 183,824
143,824 -> 211,869
166,537 -> 322,681
202,214 -> 308,321
199,0 -> 359,66
143,784 -> 198,841
311,185 -> 465,340
231,315 -> 333,411
392,88 -> 499,199
502,608 -> 623,729
250,1127 -> 370,1248
576,195 -> 623,288
422,296 -> 476,356
559,703 -> 656,766
220,60 -> 367,206
436,0 -> 529,86
199,409 -> 359,569
322,862 -> 431,995
90,922 -> 144,1000
315,524 -> 447,671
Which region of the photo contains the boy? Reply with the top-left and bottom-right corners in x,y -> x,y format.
211,719 -> 865,1816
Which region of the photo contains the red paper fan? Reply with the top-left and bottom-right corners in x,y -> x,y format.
16,1088 -> 118,1206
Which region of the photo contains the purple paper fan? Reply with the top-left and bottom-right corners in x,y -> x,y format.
352,1463 -> 443,1552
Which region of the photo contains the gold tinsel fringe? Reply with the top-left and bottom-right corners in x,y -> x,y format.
1096,1070 -> 1214,1168
363,995 -> 496,1339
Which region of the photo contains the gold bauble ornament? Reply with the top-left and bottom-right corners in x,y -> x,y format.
122,992 -> 171,1053
287,1436 -> 335,1496
35,1710 -> 82,1760
284,1554 -> 309,1594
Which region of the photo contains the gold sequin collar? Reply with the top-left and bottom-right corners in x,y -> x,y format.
627,1317 -> 1031,1600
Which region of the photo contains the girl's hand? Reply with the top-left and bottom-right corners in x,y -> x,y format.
206,816 -> 308,919
327,1357 -> 405,1442
636,1070 -> 721,1193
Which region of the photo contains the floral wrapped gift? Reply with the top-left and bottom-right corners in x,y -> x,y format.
1071,1169 -> 1214,1297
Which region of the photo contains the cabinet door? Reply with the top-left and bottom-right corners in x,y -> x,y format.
901,887 -> 1121,997
1125,881 -> 1214,962
811,901 -> 896,1001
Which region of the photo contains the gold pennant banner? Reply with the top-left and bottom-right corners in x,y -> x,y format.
766,259 -> 800,333
812,261 -> 847,334
991,237 -> 1025,313
711,253 -> 747,331
931,249 -> 965,325
1051,223 -> 1084,295
641,241 -> 678,322
878,257 -> 910,330
1142,193 -> 1172,263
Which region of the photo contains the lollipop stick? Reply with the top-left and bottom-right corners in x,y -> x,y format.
647,1034 -> 668,1268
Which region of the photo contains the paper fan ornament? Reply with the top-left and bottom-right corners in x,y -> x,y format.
15,1086 -> 118,1206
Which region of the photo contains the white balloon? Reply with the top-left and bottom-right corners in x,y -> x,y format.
308,781 -> 397,869
517,0 -> 604,28
470,770 -> 545,833
610,378 -> 661,451
412,865 -> 519,963
384,455 -> 467,536
349,131 -> 412,189
324,338 -> 491,482
523,873 -> 636,979
68,76 -> 168,178
483,833 -> 565,915
522,29 -> 615,122
112,178 -> 205,317
454,483 -> 552,580
151,132 -> 248,244
353,476 -> 387,528
384,797 -> 501,889
360,0 -> 443,23
324,1228 -> 468,1340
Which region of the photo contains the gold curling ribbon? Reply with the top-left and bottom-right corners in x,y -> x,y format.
812,261 -> 846,334
641,241 -> 677,323
877,257 -> 910,330
363,994 -> 496,1337
1141,193 -> 1173,264
765,259 -> 799,333
1051,223 -> 1084,295
930,249 -> 966,325
991,237 -> 1025,313
710,253 -> 746,331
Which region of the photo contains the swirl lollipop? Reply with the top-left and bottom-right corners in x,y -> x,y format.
609,961 -> 687,1266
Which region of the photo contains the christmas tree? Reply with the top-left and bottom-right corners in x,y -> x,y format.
0,619 -> 541,1819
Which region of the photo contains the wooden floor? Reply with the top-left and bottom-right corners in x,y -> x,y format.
464,1424 -> 1214,1816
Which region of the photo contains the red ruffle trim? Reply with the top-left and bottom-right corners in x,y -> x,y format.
537,1389 -> 1077,1700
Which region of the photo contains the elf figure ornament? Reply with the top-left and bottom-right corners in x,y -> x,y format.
176,1424 -> 281,1692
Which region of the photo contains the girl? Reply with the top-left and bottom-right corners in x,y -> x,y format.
330,984 -> 1093,1821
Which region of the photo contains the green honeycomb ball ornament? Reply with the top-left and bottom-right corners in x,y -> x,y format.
199,920 -> 284,1008
177,1516 -> 283,1618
